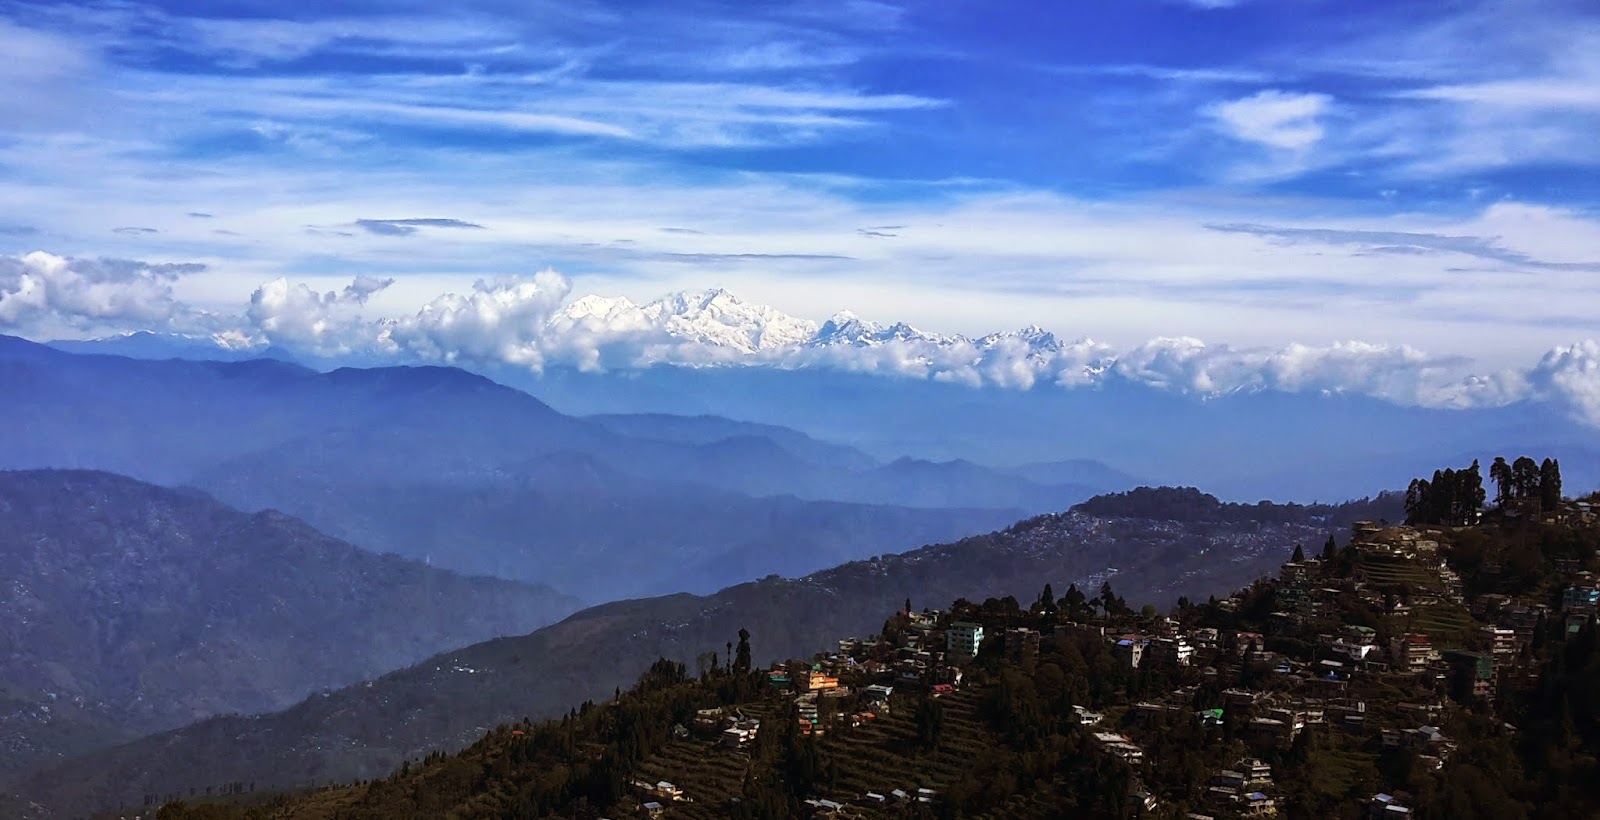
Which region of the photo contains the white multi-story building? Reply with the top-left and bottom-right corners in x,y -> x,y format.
946,621 -> 984,659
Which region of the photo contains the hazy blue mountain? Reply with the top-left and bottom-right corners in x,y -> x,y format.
5,490 -> 1348,818
193,463 -> 1020,600
0,469 -> 579,781
495,363 -> 1591,502
998,458 -> 1146,489
585,412 -> 881,472
47,332 -> 299,364
0,337 -> 1083,602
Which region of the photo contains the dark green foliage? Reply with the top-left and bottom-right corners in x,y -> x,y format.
1,492 -> 1475,817
1540,458 -> 1563,512
137,506 -> 1600,820
915,696 -> 945,751
1074,485 -> 1404,527
1405,461 -> 1486,525
734,628 -> 753,675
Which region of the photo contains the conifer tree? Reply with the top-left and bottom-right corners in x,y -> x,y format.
734,628 -> 752,675
1491,457 -> 1512,506
1540,458 -> 1563,512
1512,456 -> 1540,501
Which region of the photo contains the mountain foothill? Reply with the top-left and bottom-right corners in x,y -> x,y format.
0,333 -> 1571,819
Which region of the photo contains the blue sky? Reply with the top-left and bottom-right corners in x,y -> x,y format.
0,0 -> 1598,378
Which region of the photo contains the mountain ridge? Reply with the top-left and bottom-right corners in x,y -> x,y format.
0,469 -> 581,783
1,489 -> 1378,817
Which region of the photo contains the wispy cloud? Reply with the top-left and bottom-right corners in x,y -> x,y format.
1207,90 -> 1331,151
1047,62 -> 1270,84
1207,223 -> 1600,272
354,218 -> 488,237
1168,0 -> 1250,10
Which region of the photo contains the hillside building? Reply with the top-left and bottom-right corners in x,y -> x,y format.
946,621 -> 984,660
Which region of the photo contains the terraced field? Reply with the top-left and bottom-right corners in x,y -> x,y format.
1409,604 -> 1477,648
620,690 -> 999,818
1358,557 -> 1441,590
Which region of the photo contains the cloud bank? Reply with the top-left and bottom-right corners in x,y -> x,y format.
3,253 -> 1597,427
0,251 -> 206,333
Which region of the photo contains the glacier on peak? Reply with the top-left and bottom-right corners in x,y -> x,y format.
644,288 -> 818,354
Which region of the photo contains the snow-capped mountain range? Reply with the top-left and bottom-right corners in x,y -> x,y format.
464,285 -> 1116,389
20,253 -> 1600,424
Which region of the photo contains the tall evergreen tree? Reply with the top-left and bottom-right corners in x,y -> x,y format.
1490,457 -> 1512,506
1512,456 -> 1540,501
1540,458 -> 1563,512
1405,478 -> 1431,525
1461,460 -> 1486,523
1291,544 -> 1306,563
734,628 -> 752,675
1064,583 -> 1087,618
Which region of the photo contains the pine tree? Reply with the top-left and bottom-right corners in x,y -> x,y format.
1461,460 -> 1486,523
1512,456 -> 1540,501
1291,544 -> 1305,563
734,628 -> 752,675
1490,457 -> 1512,506
1406,478 -> 1431,525
1322,535 -> 1338,560
1064,583 -> 1087,618
1540,458 -> 1563,512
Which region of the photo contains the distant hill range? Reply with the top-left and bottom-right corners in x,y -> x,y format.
1,489 -> 1390,818
45,330 -> 1600,504
487,362 -> 1600,503
0,334 -> 1127,601
0,470 -> 579,782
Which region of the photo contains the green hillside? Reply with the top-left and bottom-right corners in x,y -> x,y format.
148,487 -> 1600,820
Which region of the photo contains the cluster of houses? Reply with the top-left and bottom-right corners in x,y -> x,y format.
638,509 -> 1596,818
1202,757 -> 1277,815
692,707 -> 764,751
631,779 -> 685,817
1067,516 -> 1594,816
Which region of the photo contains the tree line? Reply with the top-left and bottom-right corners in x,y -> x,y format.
1405,456 -> 1562,526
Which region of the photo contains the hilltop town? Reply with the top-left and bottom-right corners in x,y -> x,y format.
150,469 -> 1600,819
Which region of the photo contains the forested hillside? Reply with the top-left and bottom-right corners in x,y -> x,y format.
0,470 -> 579,781
4,490 -> 1365,817
144,481 -> 1600,819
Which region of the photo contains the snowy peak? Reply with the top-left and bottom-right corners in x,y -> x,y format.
812,313 -> 955,348
977,325 -> 1063,356
815,310 -> 882,345
645,288 -> 817,353
551,295 -> 648,333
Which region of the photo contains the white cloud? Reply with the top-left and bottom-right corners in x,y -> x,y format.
1108,337 -> 1490,406
246,275 -> 393,354
1207,90 -> 1331,150
0,251 -> 204,333
1528,340 -> 1600,427
380,271 -> 572,369
177,15 -> 518,65
9,250 -> 1600,426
